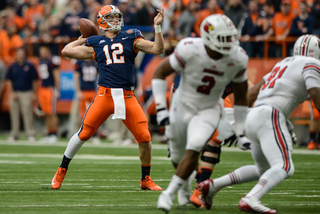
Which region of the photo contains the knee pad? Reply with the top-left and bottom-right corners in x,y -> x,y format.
136,129 -> 151,143
201,144 -> 221,164
78,124 -> 96,141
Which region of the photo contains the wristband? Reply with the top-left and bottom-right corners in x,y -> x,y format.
154,25 -> 161,33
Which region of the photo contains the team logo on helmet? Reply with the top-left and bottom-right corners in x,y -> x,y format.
203,22 -> 214,33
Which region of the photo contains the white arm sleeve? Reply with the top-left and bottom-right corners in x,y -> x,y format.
234,105 -> 249,136
152,79 -> 168,110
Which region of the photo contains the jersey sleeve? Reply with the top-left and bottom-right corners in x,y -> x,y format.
75,61 -> 81,73
5,65 -> 13,80
30,63 -> 39,80
168,38 -> 193,71
232,47 -> 249,83
84,36 -> 97,60
302,60 -> 320,90
134,29 -> 144,39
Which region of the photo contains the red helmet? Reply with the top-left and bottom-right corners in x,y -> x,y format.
97,5 -> 124,31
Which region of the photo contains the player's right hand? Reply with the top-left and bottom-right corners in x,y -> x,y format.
156,108 -> 169,126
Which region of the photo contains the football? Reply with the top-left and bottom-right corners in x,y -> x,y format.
78,18 -> 99,38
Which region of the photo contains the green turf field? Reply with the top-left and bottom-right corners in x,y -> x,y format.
0,139 -> 319,214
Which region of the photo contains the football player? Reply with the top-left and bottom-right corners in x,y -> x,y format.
74,59 -> 101,144
51,5 -> 165,191
152,14 -> 251,213
307,97 -> 320,150
199,34 -> 320,213
38,46 -> 60,144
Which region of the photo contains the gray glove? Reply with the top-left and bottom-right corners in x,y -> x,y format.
156,108 -> 170,126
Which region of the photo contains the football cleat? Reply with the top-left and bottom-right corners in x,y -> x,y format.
239,197 -> 277,214
198,179 -> 220,210
177,170 -> 196,206
157,190 -> 174,213
307,140 -> 316,150
178,188 -> 190,206
51,167 -> 67,189
190,186 -> 202,208
140,175 -> 162,191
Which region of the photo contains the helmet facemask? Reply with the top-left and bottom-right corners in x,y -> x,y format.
208,29 -> 239,55
201,15 -> 239,55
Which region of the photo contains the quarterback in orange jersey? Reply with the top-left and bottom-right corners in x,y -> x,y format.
51,5 -> 165,191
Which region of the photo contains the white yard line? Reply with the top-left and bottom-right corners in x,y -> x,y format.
0,153 -> 170,160
0,203 -> 319,208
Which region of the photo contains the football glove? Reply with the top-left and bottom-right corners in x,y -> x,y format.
156,108 -> 170,126
286,120 -> 298,145
237,135 -> 251,151
290,131 -> 299,145
222,134 -> 237,147
222,134 -> 251,150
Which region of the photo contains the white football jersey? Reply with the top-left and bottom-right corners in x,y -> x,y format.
254,56 -> 320,118
169,38 -> 248,110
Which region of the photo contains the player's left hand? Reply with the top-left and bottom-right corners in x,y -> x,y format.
290,131 -> 299,145
222,134 -> 237,147
156,108 -> 169,126
154,9 -> 164,25
237,135 -> 251,150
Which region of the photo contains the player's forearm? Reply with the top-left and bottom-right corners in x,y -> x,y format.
153,32 -> 165,55
32,80 -> 38,93
53,69 -> 60,91
61,38 -> 92,59
6,80 -> 13,93
73,73 -> 81,92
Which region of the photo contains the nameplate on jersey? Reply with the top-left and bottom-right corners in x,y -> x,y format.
204,69 -> 224,76
111,88 -> 126,120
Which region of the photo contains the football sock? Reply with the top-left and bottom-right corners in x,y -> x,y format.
199,167 -> 213,182
141,164 -> 151,180
309,130 -> 317,142
64,133 -> 85,159
246,167 -> 287,200
195,171 -> 201,184
214,165 -> 259,188
60,155 -> 71,170
48,128 -> 57,136
166,174 -> 186,195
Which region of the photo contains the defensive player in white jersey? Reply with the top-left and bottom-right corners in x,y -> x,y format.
152,14 -> 251,213
198,34 -> 320,214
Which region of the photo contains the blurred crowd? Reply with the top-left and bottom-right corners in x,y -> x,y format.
0,0 -> 319,65
0,0 -> 320,142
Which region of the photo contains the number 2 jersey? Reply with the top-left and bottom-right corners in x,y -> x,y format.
254,56 -> 320,119
169,37 -> 248,110
84,29 -> 144,90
